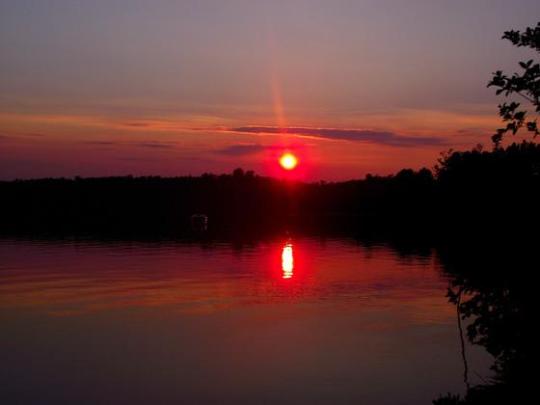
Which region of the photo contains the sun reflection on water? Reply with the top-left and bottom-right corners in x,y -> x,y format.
281,243 -> 294,279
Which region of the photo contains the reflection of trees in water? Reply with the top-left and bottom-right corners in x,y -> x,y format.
453,287 -> 470,392
433,245 -> 532,404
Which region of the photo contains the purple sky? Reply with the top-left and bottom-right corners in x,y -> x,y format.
1,0 -> 539,180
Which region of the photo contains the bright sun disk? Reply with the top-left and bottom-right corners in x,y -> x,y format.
279,152 -> 298,170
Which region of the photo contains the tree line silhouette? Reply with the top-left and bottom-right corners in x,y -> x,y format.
1,141 -> 539,238
433,242 -> 533,404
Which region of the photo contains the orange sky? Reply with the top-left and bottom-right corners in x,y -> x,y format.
0,106 -> 502,180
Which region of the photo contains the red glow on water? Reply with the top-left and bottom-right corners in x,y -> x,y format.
281,243 -> 294,279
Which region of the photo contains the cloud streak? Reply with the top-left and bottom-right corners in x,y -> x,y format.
135,142 -> 176,149
226,126 -> 446,147
215,144 -> 267,156
83,140 -> 177,149
0,132 -> 46,140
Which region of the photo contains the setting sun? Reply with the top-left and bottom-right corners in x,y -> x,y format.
279,152 -> 298,170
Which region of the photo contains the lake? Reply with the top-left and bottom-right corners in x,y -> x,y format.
0,236 -> 492,404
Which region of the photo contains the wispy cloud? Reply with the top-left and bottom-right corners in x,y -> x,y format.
135,142 -> 176,149
16,132 -> 46,137
84,141 -> 117,146
0,132 -> 46,140
215,143 -> 267,156
83,140 -> 177,149
122,122 -> 152,128
225,126 -> 446,147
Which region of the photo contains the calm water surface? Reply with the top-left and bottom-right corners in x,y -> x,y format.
0,237 -> 491,404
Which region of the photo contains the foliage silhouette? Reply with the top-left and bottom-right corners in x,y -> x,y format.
2,141 -> 540,239
488,21 -> 540,144
433,244 -> 533,404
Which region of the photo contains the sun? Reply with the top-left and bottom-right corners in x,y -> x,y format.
279,152 -> 298,170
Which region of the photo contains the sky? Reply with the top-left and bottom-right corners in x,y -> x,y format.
1,0 -> 539,181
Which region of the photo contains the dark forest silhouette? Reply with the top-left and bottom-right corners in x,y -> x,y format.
430,20 -> 538,399
2,141 -> 540,239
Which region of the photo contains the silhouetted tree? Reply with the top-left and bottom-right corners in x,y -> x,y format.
488,22 -> 540,145
433,245 -> 534,404
232,168 -> 245,178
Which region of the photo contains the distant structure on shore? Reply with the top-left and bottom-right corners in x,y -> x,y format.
190,214 -> 208,232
